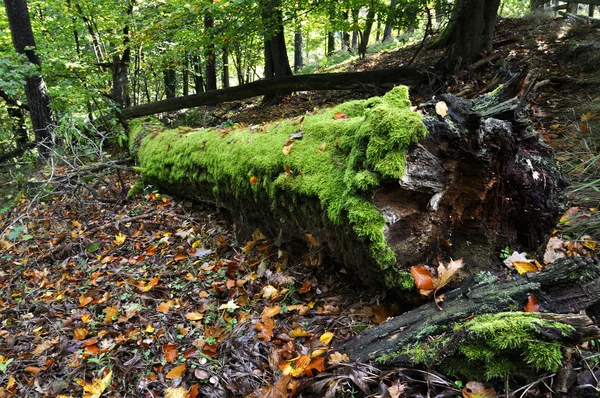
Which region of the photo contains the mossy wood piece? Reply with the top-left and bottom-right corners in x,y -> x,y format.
129,86 -> 566,290
338,257 -> 600,379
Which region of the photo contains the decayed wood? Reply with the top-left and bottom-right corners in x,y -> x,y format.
121,67 -> 424,119
130,88 -> 567,289
338,257 -> 600,365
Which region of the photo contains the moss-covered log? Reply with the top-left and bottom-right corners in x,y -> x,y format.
129,86 -> 566,291
338,257 -> 600,380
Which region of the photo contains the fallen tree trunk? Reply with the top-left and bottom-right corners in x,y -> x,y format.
121,67 -> 424,119
129,86 -> 566,292
338,256 -> 600,380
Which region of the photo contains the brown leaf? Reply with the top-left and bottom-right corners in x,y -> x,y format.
524,294 -> 540,312
164,343 -> 178,363
74,328 -> 89,340
292,116 -> 305,125
157,301 -> 174,314
249,176 -> 258,185
166,362 -> 187,379
328,352 -> 350,364
410,265 -> 434,290
24,366 -> 41,375
435,101 -> 449,117
434,258 -> 464,290
333,112 -> 349,120
282,142 -> 294,155
255,316 -> 275,342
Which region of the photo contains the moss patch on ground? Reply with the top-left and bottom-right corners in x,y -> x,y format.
130,86 -> 427,288
377,312 -> 574,381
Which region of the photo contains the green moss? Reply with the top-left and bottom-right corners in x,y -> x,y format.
130,86 -> 426,287
376,312 -> 574,381
127,180 -> 144,198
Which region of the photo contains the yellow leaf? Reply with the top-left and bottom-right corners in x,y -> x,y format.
164,386 -> 188,398
114,233 -> 127,245
166,362 -> 187,379
249,175 -> 258,185
74,328 -> 89,340
218,300 -> 240,311
319,332 -> 334,346
289,329 -> 312,338
310,349 -> 327,358
282,142 -> 294,155
316,142 -> 327,153
512,261 -> 539,274
185,312 -> 204,321
435,101 -> 448,118
261,285 -> 279,299
103,306 -> 119,323
434,258 -> 464,290
77,369 -> 112,398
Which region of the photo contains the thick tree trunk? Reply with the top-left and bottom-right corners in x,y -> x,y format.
4,0 -> 54,159
129,86 -> 566,296
122,67 -> 424,119
568,2 -> 579,13
383,0 -> 397,42
444,0 -> 501,65
339,257 -> 600,371
351,9 -> 359,51
327,31 -> 335,56
262,0 -> 293,79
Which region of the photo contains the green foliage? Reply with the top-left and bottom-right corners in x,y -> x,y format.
131,86 -> 427,287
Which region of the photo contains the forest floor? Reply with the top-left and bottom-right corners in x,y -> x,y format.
0,15 -> 599,398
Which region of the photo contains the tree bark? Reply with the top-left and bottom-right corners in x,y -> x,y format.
339,257 -> 600,367
128,87 -> 566,295
4,0 -> 54,159
294,24 -> 303,73
261,0 -> 293,79
111,1 -> 134,109
351,8 -> 359,51
163,67 -> 176,99
567,2 -> 579,13
192,55 -> 205,94
205,0 -> 217,92
122,67 -> 424,119
222,47 -> 230,89
383,0 -> 398,42
443,0 -> 501,65
358,3 -> 376,58
183,55 -> 189,97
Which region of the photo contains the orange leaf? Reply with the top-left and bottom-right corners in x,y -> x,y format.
164,343 -> 178,363
83,345 -> 100,356
74,328 -> 89,340
524,294 -> 540,312
157,301 -> 173,314
249,176 -> 258,185
174,253 -> 187,262
24,366 -> 41,375
410,265 -> 434,290
79,296 -> 93,307
333,112 -> 349,120
304,356 -> 326,377
166,362 -> 187,379
188,384 -> 199,398
255,316 -> 275,342
262,305 -> 281,318
185,312 -> 203,321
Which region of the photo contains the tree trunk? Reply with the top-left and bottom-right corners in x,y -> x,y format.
383,0 -> 397,42
182,55 -> 189,97
351,8 -> 359,51
111,2 -> 134,110
327,31 -> 335,56
342,9 -> 350,50
375,15 -> 381,42
205,0 -> 217,92
122,67 -> 424,119
163,67 -> 176,99
261,0 -> 293,103
129,86 -> 566,294
567,2 -> 579,13
4,0 -> 54,159
358,3 -> 376,58
192,55 -> 205,94
338,256 -> 600,376
590,5 -> 596,16
294,24 -> 303,73
222,47 -> 230,89
443,0 -> 501,65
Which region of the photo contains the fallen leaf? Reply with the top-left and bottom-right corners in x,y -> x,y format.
319,332 -> 334,346
289,329 -> 312,338
77,368 -> 112,398
512,261 -> 540,274
503,252 -> 532,269
410,265 -> 434,290
282,142 -> 294,155
316,142 -> 327,153
435,101 -> 448,117
166,362 -> 187,379
218,300 -> 240,311
249,176 -> 258,185
74,328 -> 89,340
262,305 -> 281,318
24,366 -> 41,375
434,259 -> 464,290
328,352 -> 350,364
462,381 -> 497,398
164,343 -> 178,363
389,382 -> 407,398
333,112 -> 349,120
261,285 -> 279,299
255,317 -> 275,342
186,312 -> 204,321
164,387 -> 187,398
524,294 -> 540,312
306,233 -> 319,247
158,301 -> 174,314
114,232 -> 127,245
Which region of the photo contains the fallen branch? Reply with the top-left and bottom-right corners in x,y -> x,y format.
121,67 -> 425,119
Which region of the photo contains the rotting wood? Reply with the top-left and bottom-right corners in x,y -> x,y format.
338,257 -> 600,366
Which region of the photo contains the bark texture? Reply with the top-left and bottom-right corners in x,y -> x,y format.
4,0 -> 54,158
129,87 -> 566,294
